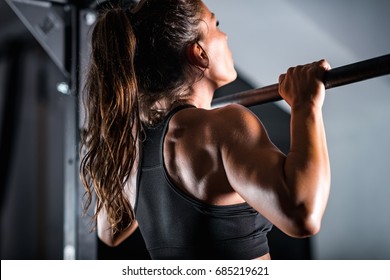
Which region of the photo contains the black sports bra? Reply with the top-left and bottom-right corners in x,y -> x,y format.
135,105 -> 273,259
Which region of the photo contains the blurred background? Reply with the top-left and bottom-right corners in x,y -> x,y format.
1,0 -> 389,260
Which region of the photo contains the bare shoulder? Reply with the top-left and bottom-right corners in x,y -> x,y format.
210,104 -> 268,145
212,104 -> 262,125
168,104 -> 269,151
170,104 -> 261,138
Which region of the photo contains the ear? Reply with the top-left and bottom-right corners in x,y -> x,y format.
186,42 -> 209,68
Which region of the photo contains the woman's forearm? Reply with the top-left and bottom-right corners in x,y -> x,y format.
284,105 -> 331,234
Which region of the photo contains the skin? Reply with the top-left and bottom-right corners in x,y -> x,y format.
98,1 -> 331,260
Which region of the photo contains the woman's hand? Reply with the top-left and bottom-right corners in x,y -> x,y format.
278,59 -> 331,110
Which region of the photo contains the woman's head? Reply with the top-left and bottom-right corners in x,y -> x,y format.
131,0 -> 236,101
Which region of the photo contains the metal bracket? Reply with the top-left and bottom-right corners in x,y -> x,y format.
5,0 -> 71,78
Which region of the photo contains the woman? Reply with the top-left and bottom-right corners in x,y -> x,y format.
81,0 -> 331,260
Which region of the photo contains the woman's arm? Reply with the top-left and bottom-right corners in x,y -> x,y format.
218,60 -> 331,238
97,206 -> 139,247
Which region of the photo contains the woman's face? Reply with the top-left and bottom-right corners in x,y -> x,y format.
198,2 -> 237,89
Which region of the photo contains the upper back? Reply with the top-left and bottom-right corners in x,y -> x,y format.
163,105 -> 246,205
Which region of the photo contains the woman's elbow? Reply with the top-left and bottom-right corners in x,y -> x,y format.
97,225 -> 123,247
98,231 -> 118,247
286,209 -> 323,238
98,220 -> 138,247
296,215 -> 322,238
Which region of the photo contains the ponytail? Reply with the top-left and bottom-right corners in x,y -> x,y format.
80,8 -> 140,233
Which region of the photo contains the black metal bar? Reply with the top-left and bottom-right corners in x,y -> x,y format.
211,54 -> 390,108
63,2 -> 78,260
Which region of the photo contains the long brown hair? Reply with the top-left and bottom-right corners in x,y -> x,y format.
80,0 -> 204,233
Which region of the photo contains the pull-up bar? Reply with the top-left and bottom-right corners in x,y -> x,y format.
211,54 -> 390,108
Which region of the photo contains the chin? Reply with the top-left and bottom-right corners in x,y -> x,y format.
217,78 -> 236,89
231,69 -> 238,81
225,70 -> 238,85
214,69 -> 238,89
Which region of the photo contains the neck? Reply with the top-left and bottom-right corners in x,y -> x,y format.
185,78 -> 216,109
